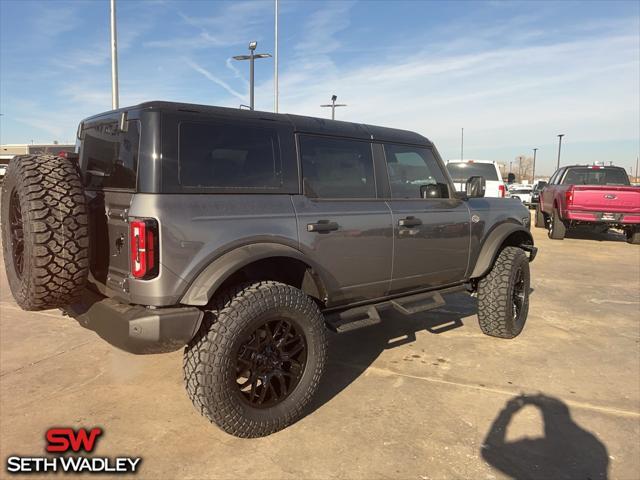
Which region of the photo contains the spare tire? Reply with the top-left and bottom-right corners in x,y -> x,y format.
1,155 -> 89,310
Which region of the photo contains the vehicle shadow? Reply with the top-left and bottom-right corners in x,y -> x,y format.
308,292 -> 476,413
482,394 -> 609,480
565,226 -> 627,243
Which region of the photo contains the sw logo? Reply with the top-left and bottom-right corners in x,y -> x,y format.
5,427 -> 141,475
46,427 -> 103,453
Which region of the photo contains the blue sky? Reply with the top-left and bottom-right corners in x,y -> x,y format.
1,0 -> 638,175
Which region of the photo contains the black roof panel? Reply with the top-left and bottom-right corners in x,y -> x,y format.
82,101 -> 430,145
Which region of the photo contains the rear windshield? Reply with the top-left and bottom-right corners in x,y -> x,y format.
447,162 -> 499,182
561,167 -> 630,186
179,122 -> 282,189
511,188 -> 532,194
81,120 -> 139,190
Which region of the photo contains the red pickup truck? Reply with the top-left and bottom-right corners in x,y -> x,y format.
535,165 -> 640,243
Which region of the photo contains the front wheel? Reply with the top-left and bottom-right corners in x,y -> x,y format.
183,281 -> 328,438
477,247 -> 530,339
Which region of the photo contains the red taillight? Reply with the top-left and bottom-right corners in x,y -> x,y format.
499,184 -> 506,198
130,219 -> 159,279
565,188 -> 574,206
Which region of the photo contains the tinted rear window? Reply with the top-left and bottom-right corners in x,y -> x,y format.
447,162 -> 499,182
179,123 -> 282,189
81,120 -> 139,190
561,167 -> 630,186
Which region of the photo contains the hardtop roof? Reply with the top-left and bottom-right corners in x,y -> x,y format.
82,100 -> 431,146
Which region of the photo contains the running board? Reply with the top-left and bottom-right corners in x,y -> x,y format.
325,305 -> 381,333
325,290 -> 448,333
390,291 -> 445,315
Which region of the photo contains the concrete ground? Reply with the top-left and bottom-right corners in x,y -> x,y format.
1,218 -> 639,480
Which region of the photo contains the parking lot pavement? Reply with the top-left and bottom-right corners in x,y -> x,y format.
1,220 -> 639,479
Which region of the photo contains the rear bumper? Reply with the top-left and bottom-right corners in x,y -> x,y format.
564,210 -> 640,224
65,289 -> 203,354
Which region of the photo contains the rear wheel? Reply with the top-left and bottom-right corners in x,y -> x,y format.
626,228 -> 640,245
534,204 -> 546,228
183,281 -> 328,438
0,155 -> 89,310
477,247 -> 530,339
548,207 -> 566,240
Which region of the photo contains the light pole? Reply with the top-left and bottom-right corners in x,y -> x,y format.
460,127 -> 464,160
556,134 -> 565,170
532,148 -> 538,182
233,41 -> 272,111
110,0 -> 119,109
274,0 -> 279,113
321,94 -> 347,120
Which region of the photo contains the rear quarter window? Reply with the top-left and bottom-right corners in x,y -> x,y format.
179,122 -> 283,190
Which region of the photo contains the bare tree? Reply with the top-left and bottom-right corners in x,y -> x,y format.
513,155 -> 533,183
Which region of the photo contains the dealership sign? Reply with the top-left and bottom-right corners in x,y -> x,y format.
6,428 -> 141,474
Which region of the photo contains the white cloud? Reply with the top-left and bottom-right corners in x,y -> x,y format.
184,59 -> 247,102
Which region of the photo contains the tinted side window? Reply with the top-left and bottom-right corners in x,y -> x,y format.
299,135 -> 375,198
179,122 -> 282,189
384,144 -> 449,199
82,120 -> 139,190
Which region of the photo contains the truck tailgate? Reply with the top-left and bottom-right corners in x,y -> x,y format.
570,186 -> 640,212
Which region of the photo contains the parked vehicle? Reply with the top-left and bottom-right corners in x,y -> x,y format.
510,185 -> 534,207
530,181 -> 548,206
1,101 -> 537,438
446,159 -> 507,198
535,165 -> 640,243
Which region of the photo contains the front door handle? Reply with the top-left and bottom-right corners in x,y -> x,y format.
307,220 -> 339,233
398,216 -> 422,228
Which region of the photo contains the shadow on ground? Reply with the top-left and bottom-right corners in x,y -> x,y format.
482,394 -> 609,480
564,226 -> 627,243
309,292 -> 477,413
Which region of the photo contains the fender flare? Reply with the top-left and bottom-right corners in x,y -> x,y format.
180,243 -> 330,306
470,223 -> 534,279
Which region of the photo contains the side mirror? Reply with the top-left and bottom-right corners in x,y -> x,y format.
420,183 -> 448,199
466,176 -> 485,198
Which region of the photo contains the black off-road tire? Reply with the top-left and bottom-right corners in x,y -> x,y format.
0,155 -> 89,310
548,207 -> 566,240
477,246 -> 530,339
626,228 -> 640,245
183,281 -> 328,438
534,204 -> 546,228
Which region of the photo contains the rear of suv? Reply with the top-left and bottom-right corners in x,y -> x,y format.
1,101 -> 536,438
446,159 -> 507,198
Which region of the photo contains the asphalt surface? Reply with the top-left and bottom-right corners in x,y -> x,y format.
1,214 -> 639,479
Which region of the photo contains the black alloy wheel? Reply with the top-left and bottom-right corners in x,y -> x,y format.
235,318 -> 307,408
8,190 -> 24,279
511,267 -> 526,323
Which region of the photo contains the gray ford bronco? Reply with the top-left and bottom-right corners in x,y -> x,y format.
1,101 -> 536,438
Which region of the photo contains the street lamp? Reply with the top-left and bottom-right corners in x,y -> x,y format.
532,148 -> 538,182
556,134 -> 565,170
233,41 -> 271,111
321,94 -> 347,120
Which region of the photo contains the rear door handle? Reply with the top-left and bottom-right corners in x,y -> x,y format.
307,220 -> 339,233
398,216 -> 422,228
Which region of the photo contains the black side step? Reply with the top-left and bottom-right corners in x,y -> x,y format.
325,305 -> 381,333
390,291 -> 445,315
